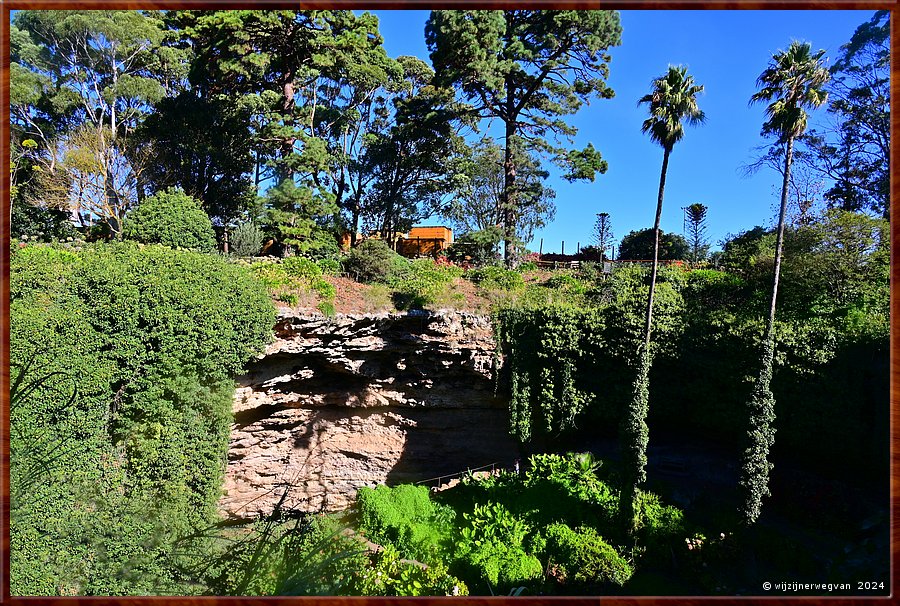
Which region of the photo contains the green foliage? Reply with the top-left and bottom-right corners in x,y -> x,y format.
455,502 -> 543,590
720,226 -> 773,275
123,188 -> 216,252
343,239 -> 407,283
465,266 -> 525,292
618,228 -> 689,261
316,257 -> 343,276
543,523 -> 633,588
497,305 -> 604,442
544,272 -> 588,296
351,455 -> 685,595
10,242 -> 274,595
496,227 -> 886,492
11,197 -> 77,242
192,513 -> 369,596
231,222 -> 264,257
356,484 -> 455,563
354,544 -> 468,597
445,228 -> 504,266
634,491 -> 686,552
389,258 -> 464,310
262,180 -> 340,256
620,347 -> 651,532
300,228 -> 342,262
520,454 -> 619,529
250,256 -> 336,311
739,341 -> 777,525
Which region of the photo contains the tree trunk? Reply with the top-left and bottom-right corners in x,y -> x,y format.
620,145 -> 671,533
766,136 -> 793,350
280,72 -> 296,181
350,196 -> 361,247
502,116 -> 518,268
643,146 -> 671,350
738,136 -> 794,526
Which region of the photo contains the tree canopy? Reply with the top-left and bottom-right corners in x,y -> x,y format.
618,228 -> 689,261
426,10 -> 621,266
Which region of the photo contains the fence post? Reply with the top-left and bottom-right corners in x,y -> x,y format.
539,238 -> 543,255
562,241 -> 565,255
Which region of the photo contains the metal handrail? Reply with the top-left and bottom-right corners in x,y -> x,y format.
414,461 -> 501,488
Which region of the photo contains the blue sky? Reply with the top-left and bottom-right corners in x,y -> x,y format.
371,9 -> 878,253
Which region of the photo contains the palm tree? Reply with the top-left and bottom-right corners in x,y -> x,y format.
620,66 -> 705,529
740,41 -> 829,525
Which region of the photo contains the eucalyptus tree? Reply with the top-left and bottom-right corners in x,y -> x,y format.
426,10 -> 621,266
359,56 -> 469,246
443,136 -> 556,250
742,41 -> 829,525
312,50 -> 403,245
805,11 -> 889,217
11,10 -> 180,233
621,65 -> 704,529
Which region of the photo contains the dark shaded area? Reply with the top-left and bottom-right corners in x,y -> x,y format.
384,405 -> 520,485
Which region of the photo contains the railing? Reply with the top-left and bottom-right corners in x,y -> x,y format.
535,259 -> 580,270
414,461 -> 502,489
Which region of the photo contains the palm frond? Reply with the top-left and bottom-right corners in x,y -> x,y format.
637,64 -> 705,149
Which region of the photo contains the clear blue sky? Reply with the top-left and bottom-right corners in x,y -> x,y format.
371,9 -> 878,253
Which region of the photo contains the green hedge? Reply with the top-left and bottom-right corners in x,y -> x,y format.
10,242 -> 274,595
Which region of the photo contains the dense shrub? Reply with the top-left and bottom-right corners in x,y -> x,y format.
353,544 -> 468,597
301,228 -> 342,261
11,197 -> 78,242
343,239 -> 407,283
249,257 -> 336,314
356,484 -> 455,562
544,272 -> 588,295
230,222 -> 264,257
10,242 -> 274,595
389,258 -> 464,310
635,491 -> 686,553
316,257 -> 342,275
543,523 -> 633,588
455,502 -> 543,589
122,188 -> 216,252
465,266 -> 525,291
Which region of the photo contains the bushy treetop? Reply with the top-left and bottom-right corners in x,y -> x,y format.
123,187 -> 217,252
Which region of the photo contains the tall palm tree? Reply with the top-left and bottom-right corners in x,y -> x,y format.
620,66 -> 705,529
740,41 -> 829,525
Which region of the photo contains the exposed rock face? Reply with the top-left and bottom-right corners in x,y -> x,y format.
220,310 -> 518,520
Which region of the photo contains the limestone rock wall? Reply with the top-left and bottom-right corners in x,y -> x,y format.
220,310 -> 518,520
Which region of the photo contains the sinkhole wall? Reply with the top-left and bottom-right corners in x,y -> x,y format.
220,310 -> 518,519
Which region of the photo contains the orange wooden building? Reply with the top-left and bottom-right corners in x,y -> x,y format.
396,226 -> 454,258
340,225 -> 454,257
